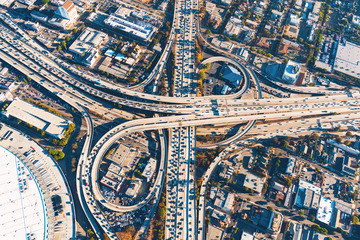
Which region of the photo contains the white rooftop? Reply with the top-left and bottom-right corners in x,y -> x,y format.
142,158 -> 156,181
316,197 -> 334,225
3,99 -> 71,139
282,60 -> 301,84
334,41 -> 360,79
125,179 -> 141,198
69,28 -> 107,56
104,11 -> 156,41
298,179 -> 322,194
240,232 -> 254,240
0,146 -> 47,240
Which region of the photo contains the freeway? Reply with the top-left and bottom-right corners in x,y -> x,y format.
1,24 -> 359,117
1,6 -> 360,240
196,111 -> 360,240
0,15 -> 254,106
85,95 -> 360,213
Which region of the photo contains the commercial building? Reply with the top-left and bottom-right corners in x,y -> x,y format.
69,28 -> 107,56
206,224 -> 224,240
125,179 -> 141,198
68,28 -> 107,67
18,0 -> 36,6
333,41 -> 360,79
24,21 -> 41,33
237,48 -> 249,61
30,11 -> 49,23
108,163 -> 122,175
213,189 -> 234,213
104,5 -> 157,44
2,99 -> 71,139
224,16 -> 242,36
109,143 -> 131,165
142,158 -> 157,182
206,2 -> 224,29
100,176 -> 122,192
0,146 -> 47,240
285,157 -> 297,176
352,15 -> 360,26
0,77 -> 17,91
316,197 -> 335,226
240,232 -> 255,240
219,162 -> 234,180
48,0 -> 79,29
220,0 -> 232,6
295,179 -> 321,210
221,64 -> 243,87
0,0 -> 14,7
211,37 -> 234,51
240,172 -> 265,194
282,60 -> 301,84
100,162 -> 123,191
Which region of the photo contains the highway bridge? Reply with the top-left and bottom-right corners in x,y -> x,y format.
0,5 -> 359,240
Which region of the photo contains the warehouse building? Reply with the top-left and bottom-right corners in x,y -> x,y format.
2,99 -> 71,139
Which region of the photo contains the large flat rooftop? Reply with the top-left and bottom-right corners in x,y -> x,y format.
3,99 -> 71,139
69,27 -> 107,56
0,146 -> 47,240
334,41 -> 360,79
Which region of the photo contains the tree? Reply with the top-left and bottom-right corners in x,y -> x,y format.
199,70 -> 205,80
57,45 -> 62,51
262,183 -> 268,194
280,140 -> 289,148
267,206 -> 273,211
345,140 -> 351,146
352,215 -> 359,224
61,41 -> 66,49
152,39 -> 159,45
335,136 -> 342,143
284,177 -> 292,187
346,131 -> 352,137
42,0 -> 49,4
81,24 -> 85,31
224,36 -> 231,41
65,36 -> 70,42
72,28 -> 78,34
298,210 -> 304,216
310,133 -> 320,141
205,29 -> 212,34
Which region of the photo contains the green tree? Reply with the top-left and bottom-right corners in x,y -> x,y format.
65,36 -> 70,42
72,28 -> 78,34
267,206 -> 273,211
199,70 -> 205,80
352,215 -> 359,224
61,41 -> 66,49
205,29 -> 212,34
152,39 -> 159,45
42,0 -> 49,4
298,210 -> 304,216
56,45 -> 62,51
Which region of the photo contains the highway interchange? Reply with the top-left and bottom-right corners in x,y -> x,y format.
0,2 -> 360,240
